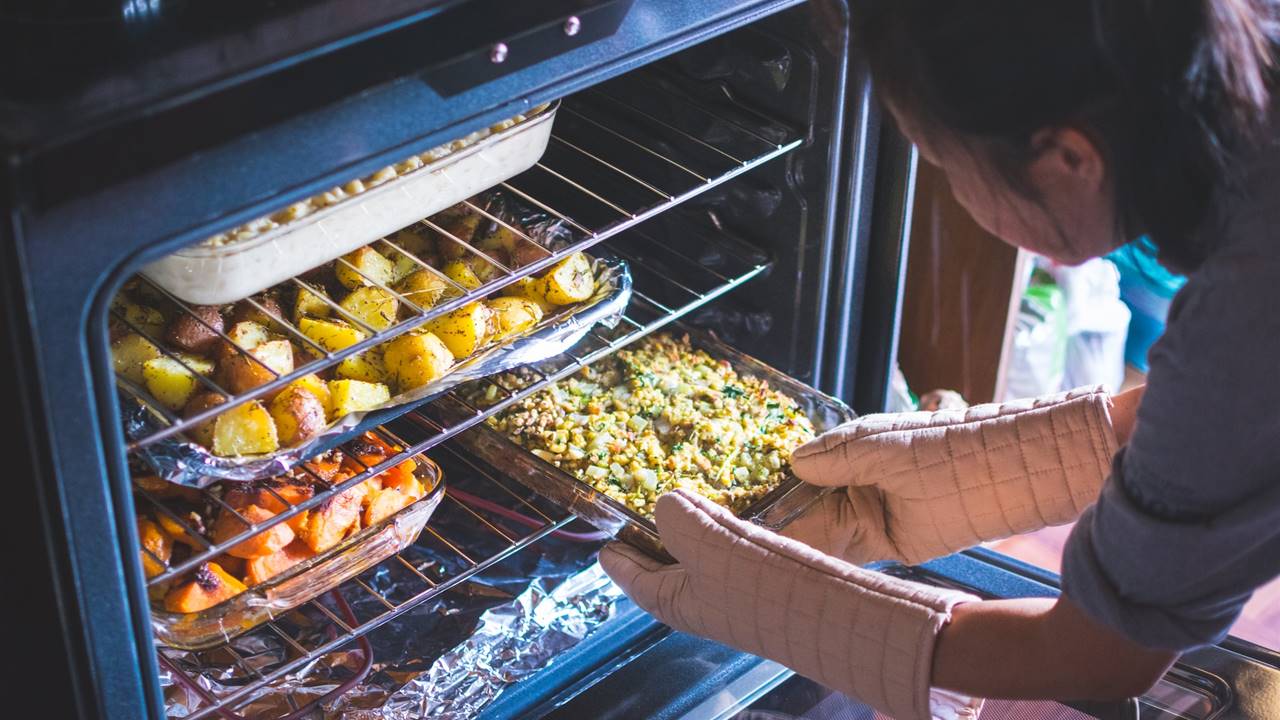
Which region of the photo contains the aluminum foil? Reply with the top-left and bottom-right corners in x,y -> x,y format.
126,258 -> 632,487
159,554 -> 624,719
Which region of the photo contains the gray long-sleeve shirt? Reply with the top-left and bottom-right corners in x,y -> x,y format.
1060,142 -> 1280,651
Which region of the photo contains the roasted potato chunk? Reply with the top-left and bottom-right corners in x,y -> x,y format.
440,259 -> 483,292
339,286 -> 398,331
211,400 -> 279,456
212,502 -> 295,559
163,562 -> 247,614
219,339 -> 294,394
299,316 -> 366,353
114,298 -> 167,337
533,252 -> 593,304
335,350 -> 389,384
499,276 -> 556,313
425,302 -> 492,359
382,332 -> 453,390
244,541 -> 314,586
165,306 -> 225,354
327,379 -> 391,418
293,285 -> 333,323
137,517 -> 173,579
396,269 -> 450,313
143,356 -> 206,410
335,246 -> 395,290
268,386 -> 328,446
220,320 -> 272,359
486,296 -> 544,341
183,391 -> 227,447
112,333 -> 163,385
231,294 -> 286,330
276,373 -> 332,419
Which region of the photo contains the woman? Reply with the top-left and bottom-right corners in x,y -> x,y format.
601,2 -> 1280,718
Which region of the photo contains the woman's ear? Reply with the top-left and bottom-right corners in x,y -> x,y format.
1028,127 -> 1107,191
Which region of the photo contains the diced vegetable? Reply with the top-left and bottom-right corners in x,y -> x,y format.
424,302 -> 492,359
211,400 -> 279,456
182,391 -> 227,447
244,541 -> 314,586
533,252 -> 593,305
112,333 -> 162,385
382,332 -> 453,390
486,296 -> 544,340
293,285 -> 333,322
268,386 -> 327,446
142,357 -> 203,410
219,339 -> 294,394
165,306 -> 225,354
212,502 -> 294,559
327,379 -> 391,418
297,484 -> 364,553
335,246 -> 395,289
299,316 -> 367,353
441,259 -> 483,292
395,270 -> 450,312
363,487 -> 415,526
335,350 -> 389,384
221,320 -> 271,357
137,517 -> 173,579
162,562 -> 247,614
275,373 -> 331,418
339,286 -> 399,331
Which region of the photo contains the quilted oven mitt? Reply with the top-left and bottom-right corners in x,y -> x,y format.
785,386 -> 1119,566
600,490 -> 984,720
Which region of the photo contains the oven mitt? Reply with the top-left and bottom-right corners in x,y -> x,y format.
785,386 -> 1118,565
600,490 -> 984,720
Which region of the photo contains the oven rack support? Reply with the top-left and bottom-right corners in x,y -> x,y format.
159,444 -> 583,720
121,84 -> 801,453
139,222 -> 770,587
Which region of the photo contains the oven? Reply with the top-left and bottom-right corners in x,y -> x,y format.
5,2 -> 1278,718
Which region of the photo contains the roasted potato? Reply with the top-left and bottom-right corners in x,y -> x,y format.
327,379 -> 391,418
335,246 -> 395,290
219,339 -> 294,394
220,320 -> 272,359
142,356 -> 206,410
299,316 -> 367,353
486,296 -> 544,341
183,392 -> 228,447
508,241 -> 548,268
440,259 -> 483,292
163,562 -> 247,614
293,285 -> 333,323
137,517 -> 173,579
434,209 -> 482,255
165,305 -> 225,354
339,286 -> 399,331
382,332 -> 453,390
114,297 -> 167,337
268,386 -> 328,446
466,254 -> 502,284
112,333 -> 163,385
396,269 -> 450,313
211,400 -> 279,456
499,277 -> 556,314
244,541 -> 314,586
276,373 -> 332,418
212,502 -> 295,559
424,302 -> 492,359
387,228 -> 432,258
231,294 -> 285,330
336,350 -> 389,384
533,252 -> 593,304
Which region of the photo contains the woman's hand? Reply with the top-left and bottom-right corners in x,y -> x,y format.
782,386 -> 1120,565
600,490 -> 985,720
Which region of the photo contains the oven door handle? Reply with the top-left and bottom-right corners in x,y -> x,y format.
418,0 -> 636,96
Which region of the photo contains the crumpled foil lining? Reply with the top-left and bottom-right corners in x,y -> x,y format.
159,511 -> 623,719
126,257 -> 632,487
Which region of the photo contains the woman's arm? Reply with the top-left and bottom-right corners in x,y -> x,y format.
932,595 -> 1175,700
1110,384 -> 1145,446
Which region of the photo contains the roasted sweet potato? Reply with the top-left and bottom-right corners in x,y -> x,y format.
212,503 -> 295,559
268,385 -> 327,446
378,458 -> 418,493
155,511 -> 207,547
297,484 -> 364,553
254,479 -> 315,533
163,562 -> 247,614
165,306 -> 225,354
301,449 -> 344,482
363,487 -> 415,526
133,474 -> 204,502
137,517 -> 173,578
244,540 -> 315,586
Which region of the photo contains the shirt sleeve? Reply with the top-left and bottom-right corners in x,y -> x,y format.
1060,254 -> 1280,651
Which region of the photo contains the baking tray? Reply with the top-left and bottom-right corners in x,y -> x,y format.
142,102 -> 558,305
443,327 -> 856,561
150,454 -> 445,650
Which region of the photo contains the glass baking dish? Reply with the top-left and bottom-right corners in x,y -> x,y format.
150,454 -> 444,650
443,327 -> 857,560
142,102 -> 558,305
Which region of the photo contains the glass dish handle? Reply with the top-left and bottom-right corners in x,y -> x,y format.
750,478 -> 833,531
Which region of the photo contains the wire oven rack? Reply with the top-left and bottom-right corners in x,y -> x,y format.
118,80 -> 801,453
149,219 -> 771,717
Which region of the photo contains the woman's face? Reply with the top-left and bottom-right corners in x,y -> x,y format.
891,104 -> 1124,265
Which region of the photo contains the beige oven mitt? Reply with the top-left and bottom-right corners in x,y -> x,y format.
601,490 -> 983,720
785,386 -> 1119,566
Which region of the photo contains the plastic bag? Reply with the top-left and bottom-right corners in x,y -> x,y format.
1053,258 -> 1131,393
1003,267 -> 1067,400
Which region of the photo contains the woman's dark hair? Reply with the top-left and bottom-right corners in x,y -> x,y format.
858,0 -> 1280,272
